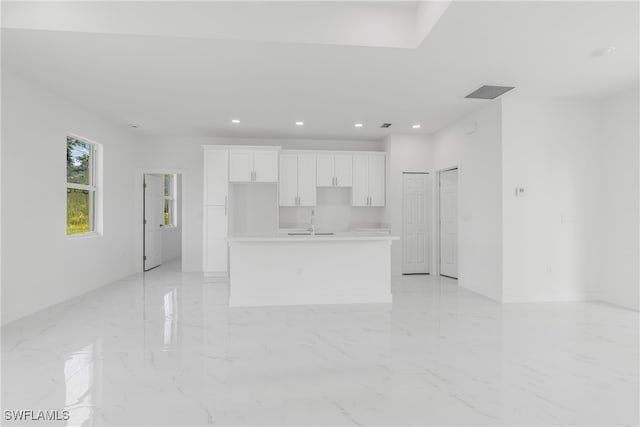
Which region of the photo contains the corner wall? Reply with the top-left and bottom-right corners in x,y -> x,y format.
432,101 -> 503,301
501,98 -> 602,302
599,89 -> 639,310
1,69 -> 139,325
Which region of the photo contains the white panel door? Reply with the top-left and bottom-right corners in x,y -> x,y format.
144,174 -> 164,271
204,205 -> 228,272
333,154 -> 353,187
297,153 -> 317,206
439,168 -> 458,279
204,149 -> 228,205
352,154 -> 369,206
279,154 -> 298,206
316,154 -> 334,187
402,173 -> 429,274
229,150 -> 253,182
368,155 -> 385,207
253,150 -> 278,182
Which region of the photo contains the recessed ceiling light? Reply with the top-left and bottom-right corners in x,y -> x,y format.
412,124 -> 421,129
590,46 -> 617,57
129,123 -> 140,129
295,121 -> 304,126
354,123 -> 363,128
231,119 -> 240,124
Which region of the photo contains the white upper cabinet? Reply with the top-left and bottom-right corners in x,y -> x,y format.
352,153 -> 385,207
352,154 -> 370,206
229,148 -> 279,183
368,154 -> 385,206
253,150 -> 279,182
204,149 -> 228,206
229,150 -> 254,182
279,152 -> 316,206
333,154 -> 353,187
279,154 -> 298,206
316,153 -> 352,187
316,154 -> 334,187
297,154 -> 317,206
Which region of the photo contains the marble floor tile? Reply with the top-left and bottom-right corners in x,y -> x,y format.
2,259 -> 638,426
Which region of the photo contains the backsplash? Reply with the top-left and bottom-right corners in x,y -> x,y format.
279,188 -> 386,231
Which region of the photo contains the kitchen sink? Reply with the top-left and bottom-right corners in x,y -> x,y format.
287,232 -> 335,236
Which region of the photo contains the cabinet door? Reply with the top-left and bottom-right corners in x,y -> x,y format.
297,154 -> 317,206
316,154 -> 334,187
333,154 -> 353,187
279,154 -> 298,206
229,150 -> 253,182
351,154 -> 369,206
253,150 -> 279,182
204,206 -> 228,273
204,150 -> 228,205
368,155 -> 385,207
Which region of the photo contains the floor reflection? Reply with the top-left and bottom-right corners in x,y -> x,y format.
64,340 -> 102,426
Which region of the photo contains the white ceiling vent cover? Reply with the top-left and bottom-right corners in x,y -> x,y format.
465,85 -> 515,100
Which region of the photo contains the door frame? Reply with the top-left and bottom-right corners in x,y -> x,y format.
434,166 -> 459,279
401,171 -> 431,275
136,169 -> 187,273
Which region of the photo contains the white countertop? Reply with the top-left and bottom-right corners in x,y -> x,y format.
227,231 -> 399,243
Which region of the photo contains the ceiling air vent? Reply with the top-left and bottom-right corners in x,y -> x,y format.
465,85 -> 515,100
380,123 -> 392,128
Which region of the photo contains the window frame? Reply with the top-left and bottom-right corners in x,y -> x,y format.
66,134 -> 102,238
163,174 -> 177,228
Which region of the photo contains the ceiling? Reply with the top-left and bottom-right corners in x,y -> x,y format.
2,1 -> 638,140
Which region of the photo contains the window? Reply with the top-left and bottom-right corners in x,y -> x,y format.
66,135 -> 99,235
163,174 -> 177,227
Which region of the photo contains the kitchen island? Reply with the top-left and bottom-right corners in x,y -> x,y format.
227,232 -> 399,307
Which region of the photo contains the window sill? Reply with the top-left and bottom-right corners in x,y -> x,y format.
66,231 -> 102,240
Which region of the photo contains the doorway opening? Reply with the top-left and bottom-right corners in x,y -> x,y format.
437,167 -> 458,279
402,172 -> 432,275
143,173 -> 182,271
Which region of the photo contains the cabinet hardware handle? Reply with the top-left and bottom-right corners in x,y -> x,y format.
224,196 -> 228,216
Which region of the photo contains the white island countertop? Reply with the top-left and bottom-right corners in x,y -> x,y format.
227,231 -> 399,243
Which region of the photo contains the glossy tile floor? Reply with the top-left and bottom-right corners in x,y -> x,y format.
2,258 -> 639,426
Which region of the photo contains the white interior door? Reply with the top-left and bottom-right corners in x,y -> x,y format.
144,174 -> 164,271
402,173 -> 429,274
439,168 -> 458,279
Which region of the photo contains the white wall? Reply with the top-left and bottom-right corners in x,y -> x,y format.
384,134 -> 433,276
599,89 -> 639,310
1,69 -> 139,325
134,136 -> 384,272
162,174 -> 182,262
501,98 -> 602,303
432,102 -> 503,301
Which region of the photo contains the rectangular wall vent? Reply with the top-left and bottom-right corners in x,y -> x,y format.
465,85 -> 515,100
380,123 -> 392,128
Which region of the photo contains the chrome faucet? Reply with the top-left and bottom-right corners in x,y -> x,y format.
308,209 -> 316,235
